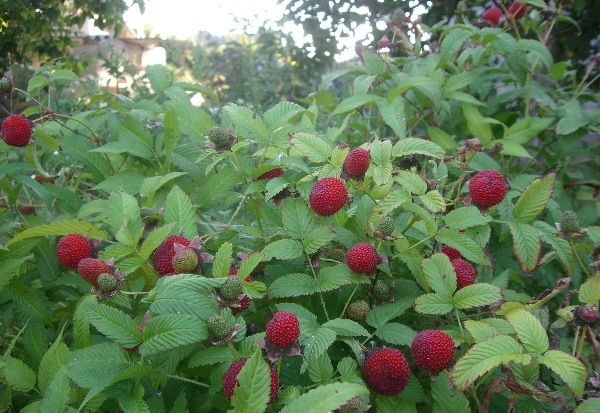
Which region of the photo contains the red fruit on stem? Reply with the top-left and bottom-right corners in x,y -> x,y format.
257,167 -> 284,180
266,310 -> 300,348
56,234 -> 93,268
508,2 -> 527,19
344,148 -> 370,176
483,7 -> 503,24
452,258 -> 477,289
468,170 -> 507,207
363,347 -> 410,396
346,243 -> 378,274
411,329 -> 455,372
309,177 -> 348,217
1,114 -> 32,147
152,235 -> 190,275
223,358 -> 279,403
77,258 -> 110,286
441,245 -> 462,261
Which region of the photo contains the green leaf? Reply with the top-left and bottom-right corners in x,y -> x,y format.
146,64 -> 170,92
508,222 -> 542,274
423,253 -> 457,295
431,372 -> 470,413
303,327 -> 336,367
282,199 -> 314,240
427,126 -> 460,151
436,229 -> 489,265
39,366 -> 70,413
7,219 -> 108,246
464,320 -> 500,343
505,309 -> 549,355
86,303 -> 142,348
268,273 -> 316,298
67,343 -> 130,389
140,314 -> 207,356
308,353 -> 334,384
108,191 -> 143,246
139,223 -> 177,260
150,286 -> 218,320
73,295 -> 94,348
50,69 -> 79,82
213,242 -> 233,278
378,96 -> 406,138
579,274 -> 600,305
539,350 -> 586,398
374,323 -> 417,346
512,170 -> 557,223
393,138 -> 445,159
362,49 -> 385,75
290,132 -> 332,163
371,140 -> 394,185
414,293 -> 454,315
119,383 -> 150,413
453,283 -> 502,310
372,188 -> 411,216
504,118 -> 554,144
377,396 -> 417,413
321,319 -> 370,337
165,186 -> 198,238
332,94 -> 380,115
395,170 -> 427,195
262,239 -> 304,261
517,39 -> 553,69
231,348 -> 271,413
366,298 -> 414,329
440,28 -> 472,64
316,264 -> 370,293
237,252 -> 264,280
451,335 -> 531,391
279,383 -> 369,413
263,101 -> 307,128
574,398 -> 600,413
139,172 -> 187,198
4,356 -> 36,392
188,346 -> 235,368
304,227 -> 336,255
419,190 -> 446,213
444,206 -> 492,230
38,336 -> 70,392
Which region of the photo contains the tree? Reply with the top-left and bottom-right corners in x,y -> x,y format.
0,0 -> 145,71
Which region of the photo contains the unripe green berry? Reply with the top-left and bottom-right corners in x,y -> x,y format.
373,280 -> 391,301
218,276 -> 243,300
378,215 -> 394,236
346,300 -> 370,322
0,77 -> 11,94
208,126 -> 231,149
338,396 -> 370,413
207,314 -> 232,340
172,248 -> 199,273
560,210 -> 580,234
97,273 -> 118,293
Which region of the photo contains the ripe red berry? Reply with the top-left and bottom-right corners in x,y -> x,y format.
411,329 -> 455,372
346,243 -> 378,274
266,310 -> 300,348
152,235 -> 190,275
508,2 -> 527,19
441,245 -> 462,261
1,115 -> 32,147
223,358 -> 279,403
257,167 -> 283,180
363,347 -> 410,396
77,258 -> 110,286
344,148 -> 370,176
468,170 -> 507,207
309,177 -> 348,217
56,234 -> 93,268
483,7 -> 503,24
452,258 -> 477,290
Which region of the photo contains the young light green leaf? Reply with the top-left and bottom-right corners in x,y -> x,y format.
512,170 -> 557,223
213,242 -> 233,278
316,264 -> 370,293
453,283 -> 502,310
290,132 -> 332,163
140,314 -> 207,356
444,206 -> 492,229
39,366 -> 70,413
395,170 -> 427,195
165,186 -> 198,238
321,319 -> 370,337
237,252 -> 265,280
366,297 -> 414,328
431,372 -> 470,413
146,64 -> 170,92
414,293 -> 454,315
262,239 -> 304,261
163,110 -> 180,161
378,96 -> 406,138
579,274 -> 600,305
231,348 -> 271,413
308,353 -> 334,384
419,190 -> 446,213
422,253 -> 457,295
508,222 -> 542,274
86,303 -> 142,348
436,229 -> 489,265
304,226 -> 336,255
374,323 -> 417,346
268,273 -> 316,298
6,219 -> 108,246
505,309 -> 549,355
539,350 -> 586,398
464,320 -> 500,343
372,188 -> 411,216
4,356 -> 36,392
331,94 -> 380,115
392,138 -> 445,159
283,199 -> 314,240
574,398 -> 600,413
139,222 -> 177,260
279,383 -> 369,413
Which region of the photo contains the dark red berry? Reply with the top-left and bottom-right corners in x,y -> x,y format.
152,235 -> 190,275
266,310 -> 300,348
411,329 -> 455,372
346,243 -> 378,274
452,258 -> 477,290
362,347 -> 410,396
56,234 -> 93,268
309,177 -> 348,217
1,115 -> 32,147
468,170 -> 507,207
344,148 -> 370,176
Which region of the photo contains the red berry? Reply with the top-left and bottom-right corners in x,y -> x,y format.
468,170 -> 507,207
508,2 -> 527,19
309,177 -> 348,217
56,234 -> 93,268
363,347 -> 410,396
452,258 -> 477,290
441,245 -> 462,261
223,358 -> 279,403
411,330 -> 455,372
266,310 -> 300,348
344,148 -> 370,176
77,258 -> 110,286
483,7 -> 503,24
152,235 -> 190,275
257,167 -> 283,180
346,243 -> 378,274
1,115 -> 32,147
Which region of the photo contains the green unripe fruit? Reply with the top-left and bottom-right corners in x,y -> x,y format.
373,280 -> 391,301
378,215 -> 395,236
207,314 -> 232,340
346,300 -> 370,322
0,77 -> 11,94
338,396 -> 370,413
560,210 -> 580,233
172,248 -> 199,273
208,126 -> 231,149
140,207 -> 159,226
97,273 -> 118,293
218,276 -> 243,300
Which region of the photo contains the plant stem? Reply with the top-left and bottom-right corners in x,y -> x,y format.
228,342 -> 240,360
575,327 -> 587,359
339,284 -> 360,319
569,239 -> 591,278
455,308 -> 464,338
163,373 -> 210,388
572,326 -> 580,356
306,253 -> 330,321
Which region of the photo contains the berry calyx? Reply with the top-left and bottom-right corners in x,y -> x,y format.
362,347 -> 410,396
171,248 -> 199,274
344,148 -> 370,176
441,245 -> 462,261
56,234 -> 93,268
223,358 -> 279,403
77,258 -> 110,287
309,177 -> 348,217
508,2 -> 527,19
266,310 -> 300,348
207,314 -> 233,340
2,114 -> 32,147
468,170 -> 507,207
97,273 -> 118,293
218,276 -> 243,301
452,258 -> 477,290
152,235 -> 191,275
257,167 -> 284,180
346,243 -> 378,274
411,329 -> 455,372
483,7 -> 503,24
346,300 -> 370,322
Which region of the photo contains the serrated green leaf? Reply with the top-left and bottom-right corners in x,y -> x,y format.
139,223 -> 177,260
140,314 -> 207,356
374,323 -> 417,346
86,303 -> 142,347
213,242 -> 233,278
579,274 -> 600,305
453,283 -> 502,310
268,273 -> 316,298
420,190 -> 446,213
436,229 -> 489,265
393,138 -> 444,159
150,286 -> 218,320
237,252 -> 264,280
508,222 -> 541,274
316,264 -> 370,293
423,253 -> 457,295
332,94 -> 380,115
534,221 -> 574,275
414,293 -> 455,315
321,319 -> 370,337
146,64 -> 170,92
165,186 -> 198,238
38,337 -> 70,392
517,39 -> 553,69
513,170 -> 557,223
304,227 -> 336,255
505,309 -> 548,355
283,199 -> 314,240
463,105 -> 494,144
139,172 -> 187,199
372,188 -> 411,216
302,327 -> 336,368
7,219 -> 107,246
574,398 -> 600,413
108,191 -> 143,246
396,170 -> 427,195
431,372 -> 470,413
464,320 -> 500,343
188,346 -> 235,368
378,96 -> 406,138
444,206 -> 492,230
73,295 -> 94,348
451,335 -> 531,391
362,49 -> 385,74
231,348 -> 271,413
377,395 -> 417,413
119,383 -> 150,413
290,132 -> 332,162
539,350 -> 586,398
67,343 -> 130,389
39,366 -> 70,413
262,239 -> 304,261
4,356 -> 36,392
365,298 -> 414,328
279,383 -> 369,413
440,28 -> 472,65
263,101 -> 306,128
308,353 -> 334,384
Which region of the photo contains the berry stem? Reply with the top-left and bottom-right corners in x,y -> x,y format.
454,308 -> 465,338
569,239 -> 592,279
339,284 -> 360,319
572,326 -> 581,357
306,253 -> 330,321
575,326 -> 587,359
162,373 -> 210,388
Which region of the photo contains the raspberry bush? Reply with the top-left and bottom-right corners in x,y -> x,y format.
0,2 -> 599,412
